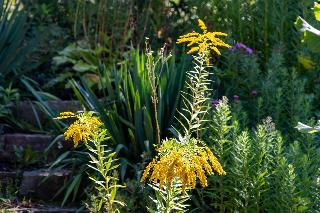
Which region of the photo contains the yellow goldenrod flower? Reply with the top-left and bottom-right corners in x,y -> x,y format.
177,19 -> 231,64
198,19 -> 207,33
54,111 -> 76,119
55,111 -> 102,147
141,138 -> 225,190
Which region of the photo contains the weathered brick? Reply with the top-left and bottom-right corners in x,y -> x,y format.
4,134 -> 53,152
19,169 -> 71,200
12,100 -> 82,127
0,135 -> 5,149
0,171 -> 17,184
6,207 -> 88,212
0,133 -> 72,164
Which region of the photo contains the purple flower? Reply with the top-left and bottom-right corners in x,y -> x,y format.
211,99 -> 220,107
251,90 -> 258,97
230,42 -> 253,55
231,42 -> 246,50
233,95 -> 240,102
246,47 -> 253,55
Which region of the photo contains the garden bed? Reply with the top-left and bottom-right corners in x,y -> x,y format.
1,0 -> 319,212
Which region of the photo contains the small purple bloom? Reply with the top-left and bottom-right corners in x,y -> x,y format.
211,99 -> 220,107
245,47 -> 253,55
251,90 -> 258,97
233,95 -> 240,102
235,42 -> 246,49
230,42 -> 253,55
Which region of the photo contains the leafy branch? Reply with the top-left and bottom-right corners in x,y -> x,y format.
174,51 -> 211,139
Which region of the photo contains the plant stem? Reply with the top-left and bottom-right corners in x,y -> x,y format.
146,45 -> 161,145
152,93 -> 161,145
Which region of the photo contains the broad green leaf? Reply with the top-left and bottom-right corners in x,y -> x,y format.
52,56 -> 74,65
73,60 -> 97,72
295,16 -> 320,52
79,49 -> 99,65
295,122 -> 320,133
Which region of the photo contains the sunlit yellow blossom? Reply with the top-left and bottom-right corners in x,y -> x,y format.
141,138 -> 225,190
177,19 -> 230,64
55,111 -> 102,147
54,111 -> 76,119
198,19 -> 207,33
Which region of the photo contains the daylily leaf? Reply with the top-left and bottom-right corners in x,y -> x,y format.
295,122 -> 320,134
73,60 -> 97,72
295,16 -> 320,52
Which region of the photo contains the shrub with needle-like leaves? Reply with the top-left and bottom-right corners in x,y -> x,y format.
147,180 -> 191,213
196,98 -> 318,212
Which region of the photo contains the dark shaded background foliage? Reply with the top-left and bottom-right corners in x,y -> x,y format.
17,0 -> 320,96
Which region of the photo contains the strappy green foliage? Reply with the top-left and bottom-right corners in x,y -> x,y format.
71,49 -> 188,161
0,0 -> 32,84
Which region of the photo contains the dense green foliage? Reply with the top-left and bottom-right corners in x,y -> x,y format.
71,49 -> 188,162
0,0 -> 320,212
198,99 -> 319,212
215,48 -> 314,138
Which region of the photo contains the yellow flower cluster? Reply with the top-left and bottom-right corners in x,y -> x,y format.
55,111 -> 102,147
54,111 -> 76,119
176,19 -> 231,64
141,138 -> 225,190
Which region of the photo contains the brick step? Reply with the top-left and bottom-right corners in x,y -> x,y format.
12,100 -> 82,128
20,169 -> 71,200
11,99 -> 104,128
0,169 -> 71,201
0,133 -> 71,163
0,171 -> 17,185
4,206 -> 87,213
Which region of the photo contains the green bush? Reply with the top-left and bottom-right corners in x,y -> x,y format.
195,98 -> 319,212
215,47 -> 314,139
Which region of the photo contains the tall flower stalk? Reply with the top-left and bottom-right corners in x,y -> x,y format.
175,51 -> 210,138
141,19 -> 230,212
55,111 -> 124,212
145,40 -> 172,145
